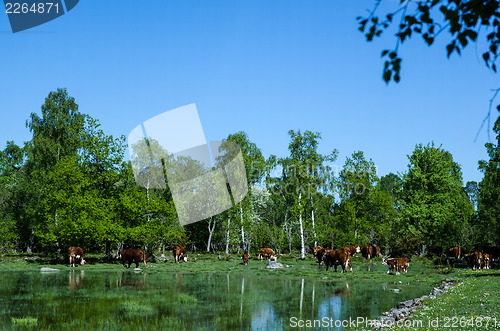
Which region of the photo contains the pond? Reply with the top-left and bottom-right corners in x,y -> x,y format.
0,269 -> 432,330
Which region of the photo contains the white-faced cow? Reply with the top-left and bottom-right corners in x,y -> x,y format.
118,248 -> 147,268
68,246 -> 86,267
173,245 -> 188,263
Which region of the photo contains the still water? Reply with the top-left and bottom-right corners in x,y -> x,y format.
0,270 -> 431,330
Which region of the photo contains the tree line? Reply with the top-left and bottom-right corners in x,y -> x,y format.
0,89 -> 498,258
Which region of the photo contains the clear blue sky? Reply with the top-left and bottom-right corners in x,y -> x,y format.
0,1 -> 498,184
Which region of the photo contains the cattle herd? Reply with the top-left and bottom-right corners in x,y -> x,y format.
66,244 -> 498,275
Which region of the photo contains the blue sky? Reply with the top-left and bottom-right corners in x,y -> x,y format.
0,0 -> 498,184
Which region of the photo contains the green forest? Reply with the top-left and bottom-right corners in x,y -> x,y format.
1,89 -> 499,258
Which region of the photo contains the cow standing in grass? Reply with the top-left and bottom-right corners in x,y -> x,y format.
68,246 -> 86,267
323,249 -> 352,273
241,253 -> 249,265
118,249 -> 147,268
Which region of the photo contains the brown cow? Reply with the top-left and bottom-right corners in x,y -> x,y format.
314,247 -> 330,266
68,246 -> 86,267
258,247 -> 276,261
372,245 -> 381,257
382,257 -> 403,274
361,245 -> 375,260
118,249 -> 148,268
323,249 -> 352,273
342,245 -> 361,257
395,257 -> 409,274
483,246 -> 500,260
468,251 -> 482,270
173,245 -> 188,263
447,246 -> 462,260
241,253 -> 249,265
482,253 -> 491,270
313,246 -> 325,265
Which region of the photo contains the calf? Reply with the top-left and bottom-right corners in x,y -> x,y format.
241,253 -> 249,265
342,245 -> 361,257
323,249 -> 352,273
173,245 -> 188,263
118,249 -> 147,268
68,246 -> 86,267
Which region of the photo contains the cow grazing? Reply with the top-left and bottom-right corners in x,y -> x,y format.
68,246 -> 86,267
258,247 -> 277,261
118,249 -> 148,268
447,246 -> 462,260
361,245 -> 375,261
342,245 -> 361,257
241,253 -> 249,265
482,253 -> 491,269
323,249 -> 352,273
173,245 -> 188,263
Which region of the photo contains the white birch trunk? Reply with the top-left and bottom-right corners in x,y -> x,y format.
298,189 -> 305,259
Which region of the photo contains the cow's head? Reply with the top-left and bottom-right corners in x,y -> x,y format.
183,254 -> 188,262
355,246 -> 361,253
116,251 -> 123,259
80,258 -> 86,266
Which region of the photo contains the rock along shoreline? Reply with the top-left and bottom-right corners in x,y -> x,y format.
371,279 -> 456,329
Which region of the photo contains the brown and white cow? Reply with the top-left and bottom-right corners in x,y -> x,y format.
382,257 -> 398,274
396,257 -> 409,274
361,245 -> 375,261
173,245 -> 188,263
241,253 -> 249,265
258,247 -> 277,261
323,249 -> 352,273
117,248 -> 148,268
68,246 -> 86,267
313,246 -> 325,265
482,253 -> 491,269
447,246 -> 462,260
466,251 -> 482,270
342,245 -> 361,257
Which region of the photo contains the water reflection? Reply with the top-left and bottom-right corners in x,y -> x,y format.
0,271 -> 431,330
68,270 -> 85,290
